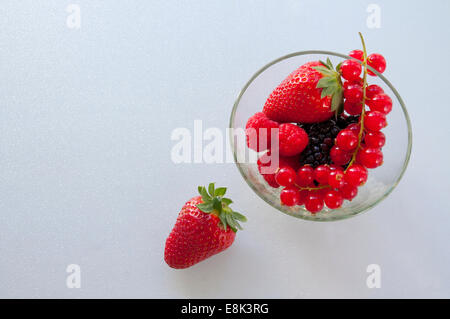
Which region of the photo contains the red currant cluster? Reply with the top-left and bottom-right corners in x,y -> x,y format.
276,49 -> 391,213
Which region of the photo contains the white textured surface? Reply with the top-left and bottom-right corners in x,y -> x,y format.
0,0 -> 449,298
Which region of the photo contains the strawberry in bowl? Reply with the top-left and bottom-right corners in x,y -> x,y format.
231,33 -> 412,221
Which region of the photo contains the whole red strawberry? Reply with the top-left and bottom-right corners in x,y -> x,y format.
263,59 -> 344,123
164,183 -> 246,269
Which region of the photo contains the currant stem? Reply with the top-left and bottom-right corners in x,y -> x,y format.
345,32 -> 368,172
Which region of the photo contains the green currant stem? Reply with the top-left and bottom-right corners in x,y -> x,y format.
345,32 -> 368,172
295,184 -> 330,191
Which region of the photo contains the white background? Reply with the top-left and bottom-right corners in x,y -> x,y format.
0,0 -> 449,298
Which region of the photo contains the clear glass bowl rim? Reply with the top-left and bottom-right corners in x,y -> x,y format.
229,50 -> 413,222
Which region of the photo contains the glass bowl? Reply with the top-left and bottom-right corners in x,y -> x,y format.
229,51 -> 412,221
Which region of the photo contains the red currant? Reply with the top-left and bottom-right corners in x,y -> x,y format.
367,53 -> 386,76
314,165 -> 330,185
343,79 -> 363,90
344,83 -> 363,103
347,123 -> 361,135
364,111 -> 387,131
336,129 -> 358,151
364,131 -> 385,148
296,165 -> 314,187
345,164 -> 368,187
366,84 -> 384,100
368,93 -> 392,114
339,182 -> 358,200
348,49 -> 364,61
298,190 -> 309,206
340,59 -> 362,81
280,187 -> 301,206
305,191 -> 324,213
357,147 -> 383,168
275,167 -> 296,187
324,189 -> 344,209
344,100 -> 363,116
328,168 -> 345,189
330,145 -> 352,165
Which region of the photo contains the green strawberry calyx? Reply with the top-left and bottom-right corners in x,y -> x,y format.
196,183 -> 247,232
312,58 -> 344,117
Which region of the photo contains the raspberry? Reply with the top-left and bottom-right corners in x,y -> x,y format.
278,123 -> 308,156
245,112 -> 279,152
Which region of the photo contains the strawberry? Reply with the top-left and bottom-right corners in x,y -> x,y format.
263,59 -> 344,123
164,183 -> 247,269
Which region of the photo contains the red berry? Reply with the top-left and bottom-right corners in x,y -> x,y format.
297,165 -> 314,187
347,123 -> 361,135
368,93 -> 392,114
314,165 -> 331,185
344,100 -> 363,116
257,152 -> 301,188
280,187 -> 301,206
305,192 -> 324,213
278,123 -> 309,156
344,83 -> 363,103
340,59 -> 362,81
367,53 -> 386,76
348,49 -> 364,61
357,147 -> 383,168
366,84 -> 384,100
298,190 -> 310,206
345,164 -> 368,187
324,189 -> 344,209
330,145 -> 352,165
245,112 -> 279,152
364,111 -> 387,131
340,182 -> 358,200
328,168 -> 345,189
343,79 -> 363,90
364,131 -> 385,148
275,167 -> 297,187
336,129 -> 358,151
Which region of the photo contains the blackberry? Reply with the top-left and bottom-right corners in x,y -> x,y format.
297,115 -> 360,168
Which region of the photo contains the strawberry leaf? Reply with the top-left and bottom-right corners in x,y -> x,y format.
208,183 -> 215,197
196,183 -> 247,232
197,202 -> 214,213
312,59 -> 344,117
214,187 -> 227,197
